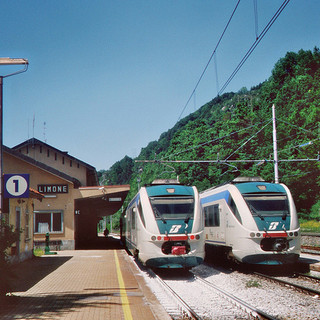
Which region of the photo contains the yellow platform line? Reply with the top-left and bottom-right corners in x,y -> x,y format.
114,250 -> 133,320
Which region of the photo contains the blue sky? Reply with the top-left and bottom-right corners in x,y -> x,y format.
0,1 -> 319,171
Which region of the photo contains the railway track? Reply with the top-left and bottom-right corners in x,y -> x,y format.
253,271 -> 320,297
132,253 -> 320,319
146,268 -> 276,320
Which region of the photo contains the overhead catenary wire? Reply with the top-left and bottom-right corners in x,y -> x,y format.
218,0 -> 291,96
135,157 -> 320,164
161,119 -> 271,161
177,0 -> 291,121
224,120 -> 272,161
177,0 -> 241,121
139,113 -> 320,167
254,0 -> 259,39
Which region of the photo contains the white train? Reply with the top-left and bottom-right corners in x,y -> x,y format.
200,177 -> 301,265
121,179 -> 205,268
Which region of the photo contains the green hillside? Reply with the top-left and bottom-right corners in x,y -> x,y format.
99,47 -> 320,222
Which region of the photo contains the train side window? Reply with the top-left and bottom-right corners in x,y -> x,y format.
131,208 -> 136,230
204,205 -> 220,227
137,199 -> 146,227
229,197 -> 242,224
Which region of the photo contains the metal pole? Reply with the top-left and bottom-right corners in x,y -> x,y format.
272,104 -> 279,183
0,59 -> 28,221
0,76 -> 3,221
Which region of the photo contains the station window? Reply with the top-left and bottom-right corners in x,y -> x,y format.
47,149 -> 50,157
70,160 -> 72,167
25,211 -> 30,241
34,211 -> 63,233
62,157 -> 65,164
204,204 -> 220,227
40,146 -> 42,153
55,153 -> 57,160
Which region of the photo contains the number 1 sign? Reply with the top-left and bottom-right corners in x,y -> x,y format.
4,174 -> 29,198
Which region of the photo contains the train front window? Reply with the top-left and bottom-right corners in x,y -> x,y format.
243,194 -> 289,217
149,196 -> 194,220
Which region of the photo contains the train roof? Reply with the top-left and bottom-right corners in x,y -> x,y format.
200,177 -> 284,194
147,178 -> 181,186
146,183 -> 195,197
201,177 -> 288,196
232,176 -> 265,183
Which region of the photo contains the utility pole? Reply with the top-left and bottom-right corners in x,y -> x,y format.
272,104 -> 279,183
0,58 -> 28,221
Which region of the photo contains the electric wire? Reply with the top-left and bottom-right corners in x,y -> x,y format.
276,118 -> 316,135
224,120 -> 271,161
177,0 -> 241,121
177,0 -> 290,121
218,0 -> 291,96
153,114 -> 319,167
254,0 -> 259,39
161,119 -> 271,161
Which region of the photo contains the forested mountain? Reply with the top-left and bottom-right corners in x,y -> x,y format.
99,48 -> 320,219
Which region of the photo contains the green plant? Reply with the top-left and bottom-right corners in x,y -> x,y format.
0,220 -> 21,297
33,248 -> 44,257
245,280 -> 262,288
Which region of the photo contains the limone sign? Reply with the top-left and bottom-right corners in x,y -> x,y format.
4,174 -> 29,198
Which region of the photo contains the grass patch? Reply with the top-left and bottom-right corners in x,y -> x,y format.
245,280 -> 261,288
299,219 -> 320,233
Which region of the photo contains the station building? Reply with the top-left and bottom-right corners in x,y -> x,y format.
3,186 -> 44,263
3,138 -> 130,260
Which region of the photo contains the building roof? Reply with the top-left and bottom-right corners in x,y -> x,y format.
4,146 -> 82,188
29,188 -> 44,201
12,138 -> 98,185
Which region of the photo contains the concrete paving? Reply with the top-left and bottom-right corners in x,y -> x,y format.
0,250 -> 170,320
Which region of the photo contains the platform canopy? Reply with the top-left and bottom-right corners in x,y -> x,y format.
74,185 -> 130,216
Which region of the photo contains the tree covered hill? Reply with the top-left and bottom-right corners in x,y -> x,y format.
98,48 -> 320,219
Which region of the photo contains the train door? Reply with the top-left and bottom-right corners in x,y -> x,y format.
205,203 -> 225,243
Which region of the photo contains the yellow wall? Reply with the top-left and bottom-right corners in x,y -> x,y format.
7,197 -> 35,262
4,151 -> 76,250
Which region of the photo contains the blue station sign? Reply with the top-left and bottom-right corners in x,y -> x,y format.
4,174 -> 30,198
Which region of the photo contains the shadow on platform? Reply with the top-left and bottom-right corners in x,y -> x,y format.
0,291 -> 125,319
4,255 -> 72,294
76,235 -> 123,250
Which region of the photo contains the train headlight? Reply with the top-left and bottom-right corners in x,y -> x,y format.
250,232 -> 261,238
289,232 -> 293,236
151,236 -> 156,241
195,235 -> 200,240
294,231 -> 299,237
190,235 -> 195,240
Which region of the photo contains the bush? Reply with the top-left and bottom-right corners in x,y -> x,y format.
0,220 -> 21,297
310,200 -> 320,221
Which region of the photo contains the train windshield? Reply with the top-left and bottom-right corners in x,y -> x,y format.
243,194 -> 289,217
149,196 -> 194,220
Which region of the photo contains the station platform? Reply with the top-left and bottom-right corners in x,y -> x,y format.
0,249 -> 171,320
